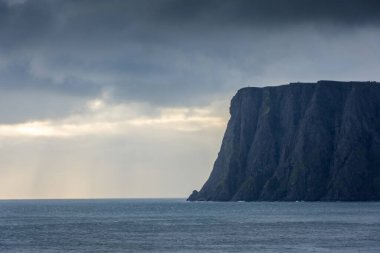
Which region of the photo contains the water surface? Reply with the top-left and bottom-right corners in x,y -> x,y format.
0,199 -> 379,252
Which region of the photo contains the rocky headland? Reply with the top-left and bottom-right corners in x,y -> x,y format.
188,81 -> 380,201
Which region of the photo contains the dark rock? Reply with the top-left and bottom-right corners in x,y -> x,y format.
188,81 -> 380,201
187,190 -> 199,201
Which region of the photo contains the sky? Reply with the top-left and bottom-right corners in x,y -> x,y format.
0,0 -> 380,199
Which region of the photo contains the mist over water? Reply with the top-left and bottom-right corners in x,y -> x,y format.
0,199 -> 379,252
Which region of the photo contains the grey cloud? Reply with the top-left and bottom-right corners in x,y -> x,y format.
0,90 -> 86,124
2,0 -> 380,51
0,0 -> 379,122
155,0 -> 380,28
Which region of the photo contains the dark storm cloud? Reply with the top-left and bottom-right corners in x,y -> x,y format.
0,0 -> 379,119
155,0 -> 380,28
1,0 -> 380,52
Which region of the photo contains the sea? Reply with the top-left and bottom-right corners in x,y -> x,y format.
0,199 -> 379,252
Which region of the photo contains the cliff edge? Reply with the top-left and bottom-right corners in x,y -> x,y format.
188,81 -> 380,201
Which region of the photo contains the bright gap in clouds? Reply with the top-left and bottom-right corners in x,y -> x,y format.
0,98 -> 229,199
0,99 -> 227,138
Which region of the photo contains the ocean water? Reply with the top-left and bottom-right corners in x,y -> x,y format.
0,199 -> 379,252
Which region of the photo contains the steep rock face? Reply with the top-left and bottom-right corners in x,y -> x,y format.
188,81 -> 380,201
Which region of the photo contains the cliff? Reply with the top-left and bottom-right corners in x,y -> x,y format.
188,81 -> 380,201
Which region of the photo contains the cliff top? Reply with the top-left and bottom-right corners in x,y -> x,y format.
238,80 -> 380,93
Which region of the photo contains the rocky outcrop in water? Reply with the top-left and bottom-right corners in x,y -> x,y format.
188,81 -> 380,201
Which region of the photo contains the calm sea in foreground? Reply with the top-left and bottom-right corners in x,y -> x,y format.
0,199 -> 379,252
